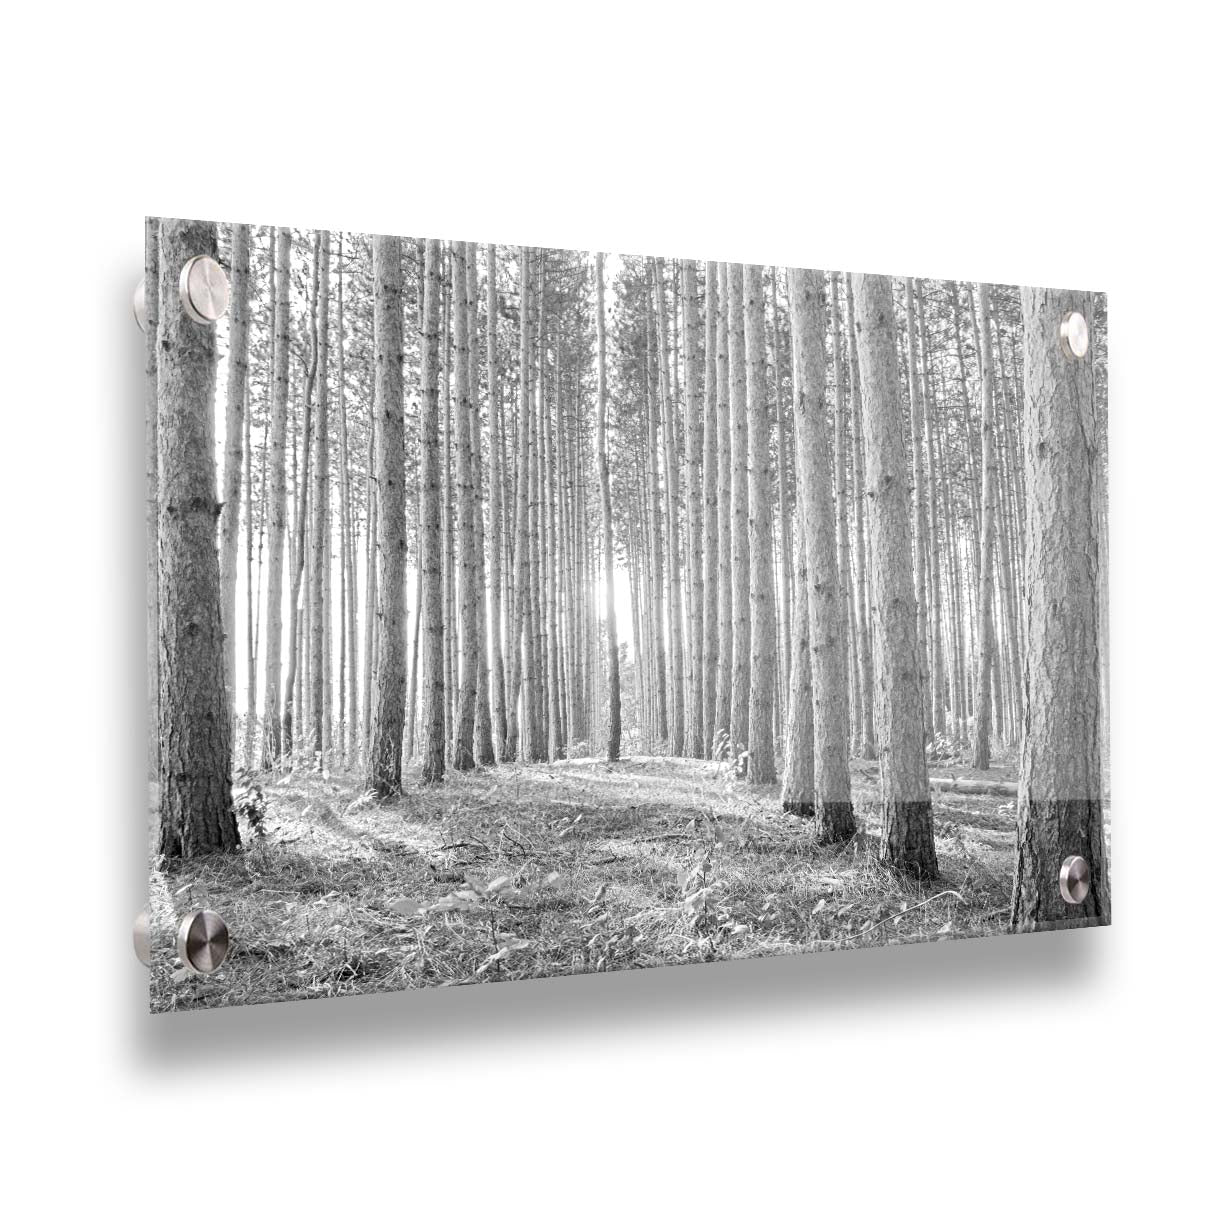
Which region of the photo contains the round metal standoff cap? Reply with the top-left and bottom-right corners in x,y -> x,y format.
176,909 -> 230,974
178,254 -> 230,324
1059,855 -> 1092,905
133,908 -> 151,966
133,278 -> 148,333
1059,310 -> 1089,359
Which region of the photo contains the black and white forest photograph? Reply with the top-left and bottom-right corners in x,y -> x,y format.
144,218 -> 1110,1012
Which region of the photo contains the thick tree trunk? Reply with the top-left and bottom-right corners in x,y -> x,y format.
780,515 -> 814,814
1011,288 -> 1109,929
144,218 -> 160,780
789,268 -> 855,840
852,273 -> 937,879
829,274 -> 862,755
743,264 -> 776,784
219,223 -> 251,737
367,235 -> 408,796
156,218 -> 238,858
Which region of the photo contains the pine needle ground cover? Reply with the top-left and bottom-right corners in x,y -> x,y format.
148,755 -> 1093,1012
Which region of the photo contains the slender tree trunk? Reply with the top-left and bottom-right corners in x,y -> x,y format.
156,218 -> 238,857
450,242 -> 478,769
367,235 -> 408,795
645,271 -> 668,748
904,278 -> 933,741
701,261 -> 720,757
770,274 -> 793,715
727,264 -> 751,769
846,277 -> 877,760
362,407 -> 378,756
595,252 -> 621,760
485,245 -> 508,760
655,259 -> 685,756
243,383 -> 256,769
852,273 -> 937,879
682,259 -> 703,757
336,238 -> 360,768
282,234 -> 319,756
261,228 -> 290,768
468,246 -> 496,766
789,267 -> 854,839
743,264 -> 776,784
1012,288 -> 1109,928
310,233 -> 331,765
219,223 -> 251,735
418,239 -> 447,783
916,282 -> 947,736
972,283 -> 1000,770
714,263 -> 733,755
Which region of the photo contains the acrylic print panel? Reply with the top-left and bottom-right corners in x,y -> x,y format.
143,217 -> 1109,1013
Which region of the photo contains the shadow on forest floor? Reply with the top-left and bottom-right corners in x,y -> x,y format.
147,752 -> 1078,1013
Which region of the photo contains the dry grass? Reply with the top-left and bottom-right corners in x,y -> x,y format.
147,755 -> 1023,1012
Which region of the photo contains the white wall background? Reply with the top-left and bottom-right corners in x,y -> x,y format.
4,3 -> 1219,1218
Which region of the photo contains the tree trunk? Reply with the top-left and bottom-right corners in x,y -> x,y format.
156,217 -> 239,857
485,245 -> 508,760
701,261 -> 720,757
743,264 -> 776,784
469,246 -> 496,767
972,283 -> 1000,770
219,223 -> 251,737
367,235 -> 408,796
714,263 -> 733,756
260,228 -> 291,767
450,242 -> 478,770
418,239 -> 447,783
903,278 -> 933,741
594,252 -> 621,760
916,281 -> 947,736
1011,288 -> 1109,929
851,273 -> 937,879
645,271 -> 668,748
727,264 -> 751,769
780,514 -> 814,814
310,233 -> 331,765
846,278 -> 877,760
682,259 -> 703,757
789,267 -> 855,840
144,218 -> 160,781
655,259 -> 685,757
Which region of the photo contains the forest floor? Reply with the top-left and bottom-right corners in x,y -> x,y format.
147,753 -> 1040,1012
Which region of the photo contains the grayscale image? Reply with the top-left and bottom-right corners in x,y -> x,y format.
144,218 -> 1109,1012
